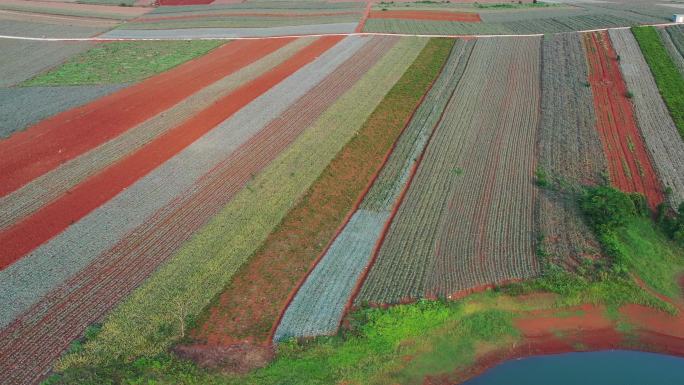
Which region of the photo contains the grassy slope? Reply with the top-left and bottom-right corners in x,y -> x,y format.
632,26 -> 684,140
56,37 -> 427,371
23,41 -> 223,86
192,38 -> 454,344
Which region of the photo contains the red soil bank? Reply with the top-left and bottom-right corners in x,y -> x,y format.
583,31 -> 663,209
445,303 -> 684,385
0,36 -> 344,270
368,10 -> 481,22
0,40 -> 283,197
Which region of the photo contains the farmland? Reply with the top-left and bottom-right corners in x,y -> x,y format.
1,1 -> 684,385
356,36 -> 541,304
536,32 -> 606,268
582,31 -> 663,209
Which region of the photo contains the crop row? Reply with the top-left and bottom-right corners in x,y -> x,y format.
658,28 -> 684,78
632,27 -> 684,142
357,37 -> 542,304
0,38 -> 312,233
275,39 -> 472,341
536,32 -> 606,268
0,36 -> 360,331
119,14 -> 361,30
0,85 -> 125,139
582,31 -> 663,209
0,36 -> 396,385
53,37 -> 426,373
609,28 -> 684,207
363,13 -> 650,35
0,39 -> 270,198
192,37 -> 454,346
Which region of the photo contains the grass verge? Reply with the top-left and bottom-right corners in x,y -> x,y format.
632,26 -> 684,140
191,37 -> 455,345
23,41 -> 224,86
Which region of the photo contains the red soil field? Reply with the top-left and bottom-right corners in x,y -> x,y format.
0,40 -> 283,198
583,31 -> 663,209
368,10 -> 481,22
0,36 -> 343,270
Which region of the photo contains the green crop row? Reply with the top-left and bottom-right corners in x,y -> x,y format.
632,26 -> 684,140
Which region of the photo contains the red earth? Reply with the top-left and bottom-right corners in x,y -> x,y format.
583,31 -> 663,209
368,10 -> 481,22
0,40 -> 278,197
0,37 -> 346,270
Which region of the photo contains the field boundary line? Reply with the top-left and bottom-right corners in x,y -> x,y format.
267,38 -> 448,345
1,22 -> 682,42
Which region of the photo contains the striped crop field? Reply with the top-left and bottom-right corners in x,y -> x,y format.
609,28 -> 684,207
274,39 -> 473,341
355,36 -> 542,304
536,33 -> 606,268
192,37 -> 454,346
2,5 -> 684,384
581,31 -> 664,210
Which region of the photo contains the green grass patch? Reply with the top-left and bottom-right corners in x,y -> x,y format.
23,41 -> 224,86
632,26 -> 684,140
46,300 -> 519,385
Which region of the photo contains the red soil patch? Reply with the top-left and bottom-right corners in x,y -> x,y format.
582,31 -> 663,209
0,36 -> 345,270
368,10 -> 481,22
0,40 -> 275,198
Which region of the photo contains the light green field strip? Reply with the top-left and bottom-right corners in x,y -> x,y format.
58,36 -> 427,370
118,15 -> 361,30
0,3 -> 145,20
23,40 -> 223,86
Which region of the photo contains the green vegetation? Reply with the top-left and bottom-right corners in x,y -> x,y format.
632,26 -> 684,139
46,299 -> 519,385
23,41 -> 224,86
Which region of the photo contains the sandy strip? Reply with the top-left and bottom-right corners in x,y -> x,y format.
0,36 -> 367,330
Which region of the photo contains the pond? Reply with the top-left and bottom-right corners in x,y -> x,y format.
462,350 -> 684,385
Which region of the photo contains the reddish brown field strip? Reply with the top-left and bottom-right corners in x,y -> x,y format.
355,2 -> 371,33
368,10 -> 481,22
0,40 -> 287,197
582,31 -> 663,209
0,36 -> 343,270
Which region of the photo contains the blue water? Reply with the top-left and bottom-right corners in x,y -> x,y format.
462,350 -> 684,385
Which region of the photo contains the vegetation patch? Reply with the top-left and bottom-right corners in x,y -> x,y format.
23,41 -> 223,86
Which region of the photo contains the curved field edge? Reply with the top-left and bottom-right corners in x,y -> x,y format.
190,37 -> 455,346
22,41 -> 225,86
632,26 -> 684,141
56,36 -> 428,371
45,189 -> 684,384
